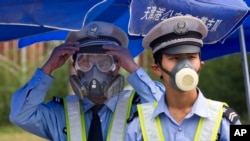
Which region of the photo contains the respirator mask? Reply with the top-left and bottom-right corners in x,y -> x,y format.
159,58 -> 199,92
70,53 -> 124,99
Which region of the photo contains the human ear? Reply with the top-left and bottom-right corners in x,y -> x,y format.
151,64 -> 162,77
200,61 -> 205,68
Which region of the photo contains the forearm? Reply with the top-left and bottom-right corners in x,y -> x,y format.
127,67 -> 164,103
9,68 -> 54,138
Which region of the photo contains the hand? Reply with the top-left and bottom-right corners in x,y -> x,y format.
102,44 -> 139,73
41,42 -> 80,74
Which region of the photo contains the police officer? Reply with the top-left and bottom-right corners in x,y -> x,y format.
9,21 -> 162,141
125,15 -> 241,141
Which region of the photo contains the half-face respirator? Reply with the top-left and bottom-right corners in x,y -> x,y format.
159,58 -> 199,92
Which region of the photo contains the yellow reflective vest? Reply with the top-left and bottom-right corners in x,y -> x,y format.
137,99 -> 227,141
64,90 -> 135,141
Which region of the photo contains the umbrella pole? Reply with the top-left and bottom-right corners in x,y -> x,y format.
239,26 -> 250,123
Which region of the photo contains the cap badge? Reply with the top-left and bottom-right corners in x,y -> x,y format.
87,24 -> 99,38
174,20 -> 188,35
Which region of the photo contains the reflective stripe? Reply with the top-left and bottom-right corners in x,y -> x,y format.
137,102 -> 164,141
107,90 -> 135,141
194,100 -> 225,141
64,90 -> 134,141
138,99 -> 225,141
64,95 -> 86,141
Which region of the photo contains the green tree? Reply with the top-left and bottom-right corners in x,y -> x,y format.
199,54 -> 249,123
0,43 -> 70,126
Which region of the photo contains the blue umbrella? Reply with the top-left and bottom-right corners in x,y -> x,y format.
1,0 -> 249,58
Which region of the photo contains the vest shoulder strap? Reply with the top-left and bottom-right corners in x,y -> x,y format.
195,99 -> 225,141
137,102 -> 164,141
107,89 -> 135,141
64,95 -> 86,141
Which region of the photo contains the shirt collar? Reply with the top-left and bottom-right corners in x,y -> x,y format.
152,88 -> 211,119
191,89 -> 211,118
82,96 -> 118,112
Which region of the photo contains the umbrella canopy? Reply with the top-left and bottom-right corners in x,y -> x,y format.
0,0 -> 250,59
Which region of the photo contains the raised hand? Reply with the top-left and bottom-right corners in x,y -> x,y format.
41,42 -> 80,74
102,44 -> 139,73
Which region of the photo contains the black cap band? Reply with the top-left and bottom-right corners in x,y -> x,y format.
72,35 -> 122,61
150,31 -> 202,51
77,35 -> 121,46
72,45 -> 107,61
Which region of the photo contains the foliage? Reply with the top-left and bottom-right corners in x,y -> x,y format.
199,54 -> 249,123
44,60 -> 71,101
0,125 -> 46,141
0,43 -> 70,126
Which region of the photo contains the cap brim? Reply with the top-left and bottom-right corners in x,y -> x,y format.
161,45 -> 201,55
72,45 -> 106,61
76,45 -> 106,54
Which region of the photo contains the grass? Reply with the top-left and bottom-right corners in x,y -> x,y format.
0,125 -> 47,141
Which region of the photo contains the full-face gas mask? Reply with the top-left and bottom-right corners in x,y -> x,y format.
158,58 -> 199,92
70,53 -> 124,99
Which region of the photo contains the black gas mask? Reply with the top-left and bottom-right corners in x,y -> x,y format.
70,53 -> 124,99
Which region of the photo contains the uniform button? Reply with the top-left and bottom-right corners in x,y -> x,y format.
178,127 -> 182,132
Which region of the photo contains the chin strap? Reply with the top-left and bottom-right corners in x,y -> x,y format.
157,63 -> 173,78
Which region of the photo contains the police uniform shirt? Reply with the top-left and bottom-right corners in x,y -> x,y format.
127,67 -> 164,102
124,88 -> 241,141
9,67 -> 163,141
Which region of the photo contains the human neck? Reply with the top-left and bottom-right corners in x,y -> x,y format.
166,89 -> 197,107
88,96 -> 107,105
165,88 -> 198,123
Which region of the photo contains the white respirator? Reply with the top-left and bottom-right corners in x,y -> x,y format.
159,58 -> 199,92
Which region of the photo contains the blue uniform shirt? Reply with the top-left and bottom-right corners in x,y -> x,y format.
125,88 -> 241,141
9,67 -> 163,141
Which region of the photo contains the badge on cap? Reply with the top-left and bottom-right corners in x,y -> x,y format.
174,20 -> 188,35
87,23 -> 99,38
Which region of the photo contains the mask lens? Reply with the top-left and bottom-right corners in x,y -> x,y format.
76,54 -> 92,72
96,55 -> 114,72
76,53 -> 115,72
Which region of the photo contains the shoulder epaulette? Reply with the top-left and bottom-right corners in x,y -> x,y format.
222,105 -> 240,124
126,92 -> 140,123
53,96 -> 64,105
132,92 -> 140,104
127,111 -> 138,123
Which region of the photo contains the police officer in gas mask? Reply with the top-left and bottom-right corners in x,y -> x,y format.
10,21 -> 161,141
65,21 -> 138,141
68,22 -> 128,102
